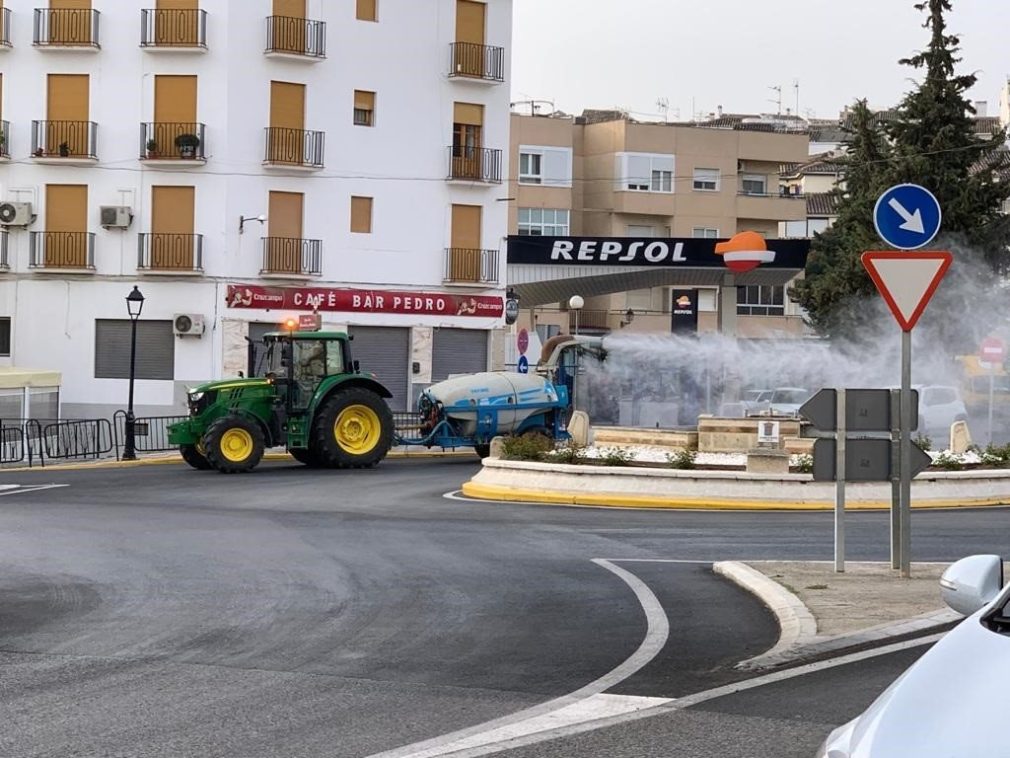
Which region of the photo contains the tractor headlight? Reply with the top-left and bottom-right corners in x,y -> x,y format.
189,391 -> 204,403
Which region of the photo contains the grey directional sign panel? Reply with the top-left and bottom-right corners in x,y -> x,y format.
800,389 -> 919,432
812,438 -> 932,482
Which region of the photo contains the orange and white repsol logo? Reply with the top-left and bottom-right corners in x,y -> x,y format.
550,240 -> 688,263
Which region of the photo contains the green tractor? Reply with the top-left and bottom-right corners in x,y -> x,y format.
168,330 -> 395,473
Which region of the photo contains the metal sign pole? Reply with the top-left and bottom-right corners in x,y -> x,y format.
890,388 -> 900,570
989,372 -> 995,446
900,331 -> 912,578
835,389 -> 846,573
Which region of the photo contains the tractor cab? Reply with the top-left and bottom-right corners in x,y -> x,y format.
251,331 -> 355,413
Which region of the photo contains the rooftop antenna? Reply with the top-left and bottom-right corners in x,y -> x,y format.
793,79 -> 800,118
768,85 -> 783,115
656,97 -> 670,122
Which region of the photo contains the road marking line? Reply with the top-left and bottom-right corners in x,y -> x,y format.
0,484 -> 69,496
363,559 -> 670,758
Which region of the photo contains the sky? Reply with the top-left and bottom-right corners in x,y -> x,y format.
510,0 -> 1010,122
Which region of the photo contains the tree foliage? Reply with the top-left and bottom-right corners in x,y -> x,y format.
792,0 -> 1010,338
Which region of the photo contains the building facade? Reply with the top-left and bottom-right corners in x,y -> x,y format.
0,0 -> 512,417
507,110 -> 812,343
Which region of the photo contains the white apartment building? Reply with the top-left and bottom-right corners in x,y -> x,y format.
0,0 -> 512,417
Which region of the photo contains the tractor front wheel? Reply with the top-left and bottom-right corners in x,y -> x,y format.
314,388 -> 393,469
203,416 -> 265,474
180,443 -> 212,470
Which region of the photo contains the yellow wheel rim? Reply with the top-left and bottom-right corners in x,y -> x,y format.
334,405 -> 381,455
220,428 -> 254,463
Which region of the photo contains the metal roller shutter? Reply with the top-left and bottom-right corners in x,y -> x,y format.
432,328 -> 488,382
95,319 -> 175,380
348,326 -> 410,411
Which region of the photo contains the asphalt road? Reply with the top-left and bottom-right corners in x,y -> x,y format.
0,458 -> 1005,757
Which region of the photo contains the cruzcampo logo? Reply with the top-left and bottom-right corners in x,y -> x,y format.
714,231 -> 776,273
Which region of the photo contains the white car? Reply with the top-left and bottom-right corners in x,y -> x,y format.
816,555 -> 1008,757
915,384 -> 968,436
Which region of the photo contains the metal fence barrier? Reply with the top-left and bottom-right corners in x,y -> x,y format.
113,411 -> 188,455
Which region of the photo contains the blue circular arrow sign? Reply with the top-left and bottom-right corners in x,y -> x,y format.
517,355 -> 529,374
873,184 -> 942,250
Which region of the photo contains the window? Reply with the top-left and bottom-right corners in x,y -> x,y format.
95,320 -> 175,380
0,317 -> 9,357
692,227 -> 719,238
350,196 -> 373,234
617,152 -> 675,193
626,225 -> 656,237
736,285 -> 785,316
518,145 -> 573,187
518,208 -> 569,236
356,0 -> 377,21
741,174 -> 768,195
353,90 -> 375,126
519,152 -> 542,184
693,168 -> 720,192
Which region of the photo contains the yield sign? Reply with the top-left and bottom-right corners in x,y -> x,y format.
861,251 -> 952,331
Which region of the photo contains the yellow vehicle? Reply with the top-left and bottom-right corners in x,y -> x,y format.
956,355 -> 1010,415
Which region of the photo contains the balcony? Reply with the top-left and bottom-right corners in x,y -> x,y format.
448,42 -> 505,83
33,7 -> 100,49
264,16 -> 325,60
736,190 -> 806,222
443,248 -> 499,285
1,8 -> 11,49
31,120 -> 98,164
260,238 -> 321,278
140,122 -> 206,166
447,146 -> 503,184
569,309 -> 611,333
0,120 -> 9,160
140,8 -> 207,51
29,232 -> 96,271
138,233 -> 204,274
263,127 -> 324,171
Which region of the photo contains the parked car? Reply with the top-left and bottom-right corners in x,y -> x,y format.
915,384 -> 968,436
816,554 -> 1008,757
744,387 -> 811,417
741,388 -> 773,416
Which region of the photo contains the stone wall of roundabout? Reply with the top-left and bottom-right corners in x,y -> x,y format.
462,458 -> 1010,510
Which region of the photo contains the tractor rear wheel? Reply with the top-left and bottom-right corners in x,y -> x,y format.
180,443 -> 212,470
289,447 -> 323,467
203,415 -> 265,474
313,387 -> 393,469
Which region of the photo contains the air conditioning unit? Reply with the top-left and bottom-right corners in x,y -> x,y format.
100,205 -> 133,229
173,313 -> 206,337
0,202 -> 35,227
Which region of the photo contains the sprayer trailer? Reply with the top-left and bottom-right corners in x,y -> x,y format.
168,328 -> 395,473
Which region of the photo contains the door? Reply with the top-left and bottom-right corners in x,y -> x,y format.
455,1 -> 486,76
432,328 -> 488,382
450,204 -> 482,282
452,103 -> 483,179
269,81 -> 306,163
347,327 -> 410,411
45,184 -> 88,268
49,0 -> 92,45
46,74 -> 89,156
272,0 -> 306,53
267,191 -> 304,273
154,75 -> 198,158
154,0 -> 198,46
151,186 -> 195,269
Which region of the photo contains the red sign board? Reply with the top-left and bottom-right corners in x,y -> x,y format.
298,313 -> 322,331
226,285 -> 503,318
861,251 -> 952,332
517,328 -> 529,356
981,337 -> 1006,364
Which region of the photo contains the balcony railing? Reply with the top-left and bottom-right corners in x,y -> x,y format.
444,248 -> 499,285
569,309 -> 611,332
29,232 -> 96,270
265,16 -> 325,58
449,42 -> 505,82
140,8 -> 207,48
261,238 -> 321,276
138,233 -> 204,272
0,230 -> 8,270
1,8 -> 11,48
31,120 -> 98,159
140,122 -> 206,161
263,127 -> 324,168
0,121 -> 9,159
447,145 -> 503,183
33,7 -> 100,47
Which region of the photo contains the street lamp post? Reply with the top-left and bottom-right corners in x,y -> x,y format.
122,286 -> 145,461
568,294 -> 584,336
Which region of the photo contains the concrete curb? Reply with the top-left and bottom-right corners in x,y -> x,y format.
713,561 -> 817,665
714,560 -> 961,670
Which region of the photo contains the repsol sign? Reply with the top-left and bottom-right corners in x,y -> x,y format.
507,235 -> 811,269
550,239 -> 688,264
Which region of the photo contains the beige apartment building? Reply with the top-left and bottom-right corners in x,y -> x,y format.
507,110 -> 813,343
